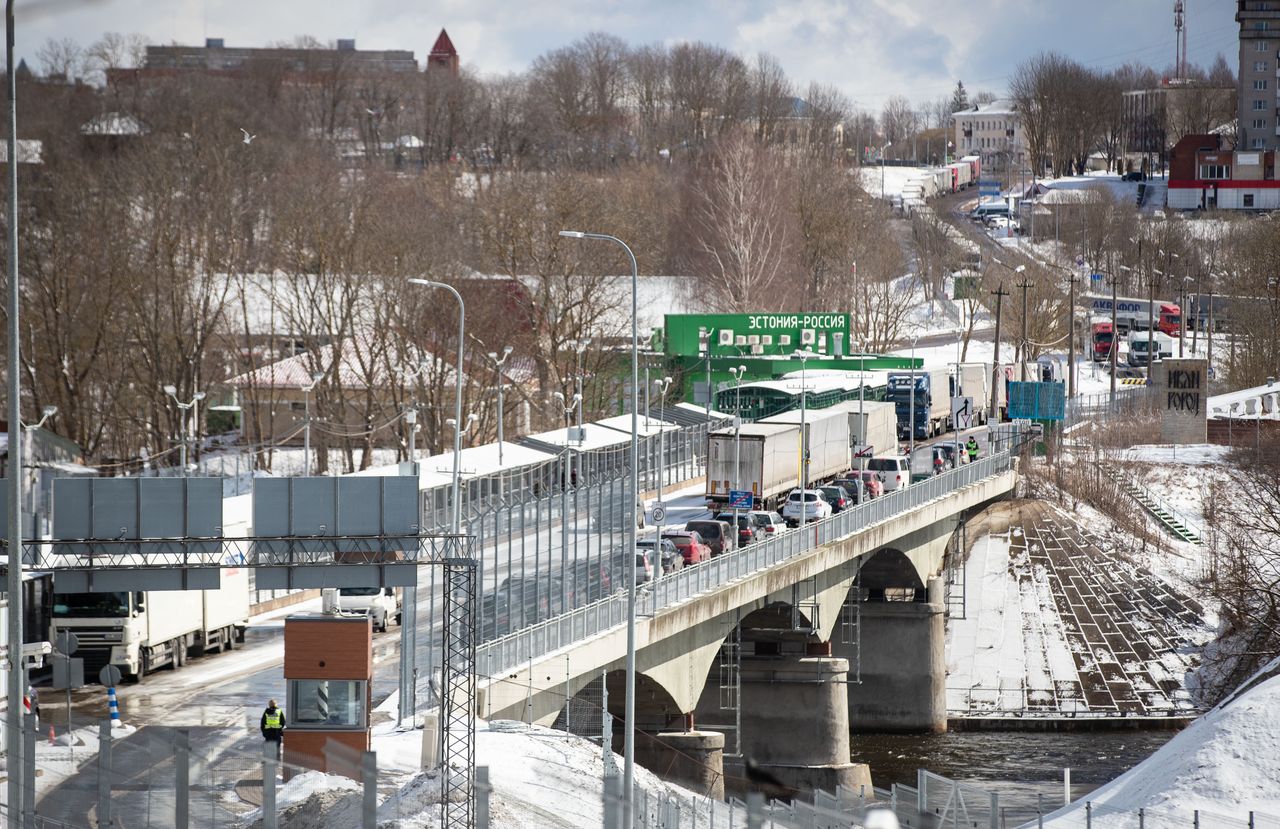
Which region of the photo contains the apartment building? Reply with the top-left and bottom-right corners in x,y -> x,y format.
1238,0 -> 1280,151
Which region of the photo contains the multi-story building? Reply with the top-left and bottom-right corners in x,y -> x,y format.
1166,133 -> 1278,210
1237,0 -> 1280,151
1122,81 -> 1236,170
952,99 -> 1024,169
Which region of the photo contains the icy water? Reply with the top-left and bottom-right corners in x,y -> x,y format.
854,730 -> 1177,819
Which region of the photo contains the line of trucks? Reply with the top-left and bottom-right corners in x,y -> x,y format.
44,498 -> 401,683
1086,294 -> 1182,366
704,362 -> 1011,511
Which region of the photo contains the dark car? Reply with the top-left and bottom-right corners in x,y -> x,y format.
684,519 -> 736,557
1122,171 -> 1145,182
637,537 -> 684,574
715,512 -> 765,547
818,485 -> 851,514
832,477 -> 866,505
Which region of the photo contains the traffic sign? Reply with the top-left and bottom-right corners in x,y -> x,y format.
55,631 -> 79,656
728,490 -> 753,510
651,503 -> 666,524
951,396 -> 975,430
99,664 -> 122,688
852,443 -> 873,459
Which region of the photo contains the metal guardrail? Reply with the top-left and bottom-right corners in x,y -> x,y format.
477,449 -> 1016,677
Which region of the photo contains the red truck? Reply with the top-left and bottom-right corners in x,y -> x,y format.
1091,321 -> 1115,361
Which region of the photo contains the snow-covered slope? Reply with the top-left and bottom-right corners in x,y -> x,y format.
1044,657 -> 1280,822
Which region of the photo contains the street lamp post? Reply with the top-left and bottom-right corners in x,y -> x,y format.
653,376 -> 672,579
163,385 -> 207,472
559,230 -> 640,827
792,350 -> 814,542
487,346 -> 514,466
728,365 -> 746,541
553,391 -> 580,615
301,371 -> 323,476
908,337 -> 919,458
880,141 -> 893,201
5,1 -> 23,817
407,278 -> 467,739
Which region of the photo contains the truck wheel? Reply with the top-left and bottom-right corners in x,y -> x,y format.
223,627 -> 236,652
394,611 -> 403,627
132,653 -> 149,683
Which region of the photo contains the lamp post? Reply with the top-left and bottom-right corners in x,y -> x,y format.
163,385 -> 207,472
653,375 -> 672,579
1180,276 -> 1193,358
907,337 -> 919,459
728,365 -> 746,539
880,141 -> 893,201
552,390 -> 580,614
487,346 -> 513,466
301,371 -> 323,476
792,349 -> 815,541
559,229 -> 640,827
407,278 -> 467,742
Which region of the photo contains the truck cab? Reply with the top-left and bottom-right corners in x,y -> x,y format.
1090,321 -> 1114,361
337,587 -> 402,633
1156,303 -> 1182,337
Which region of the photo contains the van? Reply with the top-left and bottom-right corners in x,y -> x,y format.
971,201 -> 1010,220
866,455 -> 911,491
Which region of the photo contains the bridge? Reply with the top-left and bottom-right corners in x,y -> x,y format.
474,448 -> 1020,797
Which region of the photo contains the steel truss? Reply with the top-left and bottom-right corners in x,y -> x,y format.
442,551 -> 478,829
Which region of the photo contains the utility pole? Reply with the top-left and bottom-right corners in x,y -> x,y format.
990,285 -> 1008,420
1067,268 -> 1078,398
1110,274 -> 1119,406
1016,278 -> 1034,382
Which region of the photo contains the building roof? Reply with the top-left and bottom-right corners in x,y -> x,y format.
0,140 -> 43,164
430,29 -> 457,57
957,99 -> 1016,117
80,112 -> 147,136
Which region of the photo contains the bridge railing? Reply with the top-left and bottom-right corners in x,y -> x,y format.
477,448 -> 1016,678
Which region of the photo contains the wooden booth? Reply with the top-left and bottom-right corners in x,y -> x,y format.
282,612 -> 373,780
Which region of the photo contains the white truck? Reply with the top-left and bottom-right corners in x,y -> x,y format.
337,587 -> 402,632
706,422 -> 802,511
954,363 -> 992,426
1127,330 -> 1174,367
759,408 -> 852,485
49,564 -> 250,682
814,400 -> 897,467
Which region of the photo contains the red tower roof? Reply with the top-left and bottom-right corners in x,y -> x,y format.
430,29 -> 456,58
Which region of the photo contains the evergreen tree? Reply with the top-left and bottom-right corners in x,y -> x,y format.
950,80 -> 969,113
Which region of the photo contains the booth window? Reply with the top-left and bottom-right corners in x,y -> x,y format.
287,679 -> 367,729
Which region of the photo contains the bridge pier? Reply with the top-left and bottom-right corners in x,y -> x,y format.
839,578 -> 946,733
733,653 -> 872,796
635,729 -> 725,799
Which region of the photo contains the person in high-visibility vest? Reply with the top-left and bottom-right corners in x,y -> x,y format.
260,699 -> 285,760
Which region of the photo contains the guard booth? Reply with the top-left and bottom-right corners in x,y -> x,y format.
282,612 -> 373,780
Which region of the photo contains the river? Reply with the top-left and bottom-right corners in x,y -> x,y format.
854,730 -> 1178,821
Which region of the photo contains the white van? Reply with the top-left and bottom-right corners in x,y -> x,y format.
866,455 -> 911,491
971,201 -> 1010,220
337,587 -> 402,632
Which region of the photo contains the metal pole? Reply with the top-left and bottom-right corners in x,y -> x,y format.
1018,279 -> 1031,381
303,386 -> 312,476
6,1 -> 25,819
175,728 -> 190,829
97,721 -> 113,829
361,752 -> 377,829
560,231 -> 639,828
496,379 -> 504,466
991,286 -> 1006,421
1068,267 -> 1076,398
1110,276 -> 1118,407
262,740 -> 278,829
909,340 -> 917,457
800,354 -> 808,541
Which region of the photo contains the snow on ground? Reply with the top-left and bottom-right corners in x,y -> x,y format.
243,719 -> 727,828
1042,657 -> 1280,823
857,165 -> 926,201
947,501 -> 1212,719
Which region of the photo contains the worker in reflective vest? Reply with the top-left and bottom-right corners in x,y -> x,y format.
260,699 -> 285,760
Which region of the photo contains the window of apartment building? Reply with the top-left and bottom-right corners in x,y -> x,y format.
1258,40 -> 1271,51
1244,194 -> 1256,208
1199,164 -> 1231,179
1255,118 -> 1269,129
1255,79 -> 1271,90
1253,138 -> 1266,150
1255,61 -> 1270,72
1254,99 -> 1270,111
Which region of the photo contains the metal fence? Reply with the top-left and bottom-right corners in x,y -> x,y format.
477,448 -> 1017,678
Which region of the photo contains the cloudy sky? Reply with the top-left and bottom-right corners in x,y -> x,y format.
31,0 -> 1239,107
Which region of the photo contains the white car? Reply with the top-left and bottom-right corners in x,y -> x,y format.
781,489 -> 832,527
866,455 -> 911,491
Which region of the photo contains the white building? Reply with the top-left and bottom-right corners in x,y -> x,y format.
953,100 -> 1025,168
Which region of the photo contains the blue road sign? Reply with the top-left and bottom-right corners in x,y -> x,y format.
728,490 -> 753,510
1091,272 -> 1104,282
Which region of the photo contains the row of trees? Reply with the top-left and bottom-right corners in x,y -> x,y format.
10,53 -> 912,471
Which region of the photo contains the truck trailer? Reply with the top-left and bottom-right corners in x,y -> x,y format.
886,369 -> 952,440
759,408 -> 852,487
705,422 -> 802,511
50,564 -> 250,682
1084,294 -> 1181,336
954,363 -> 992,426
842,400 -> 898,465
